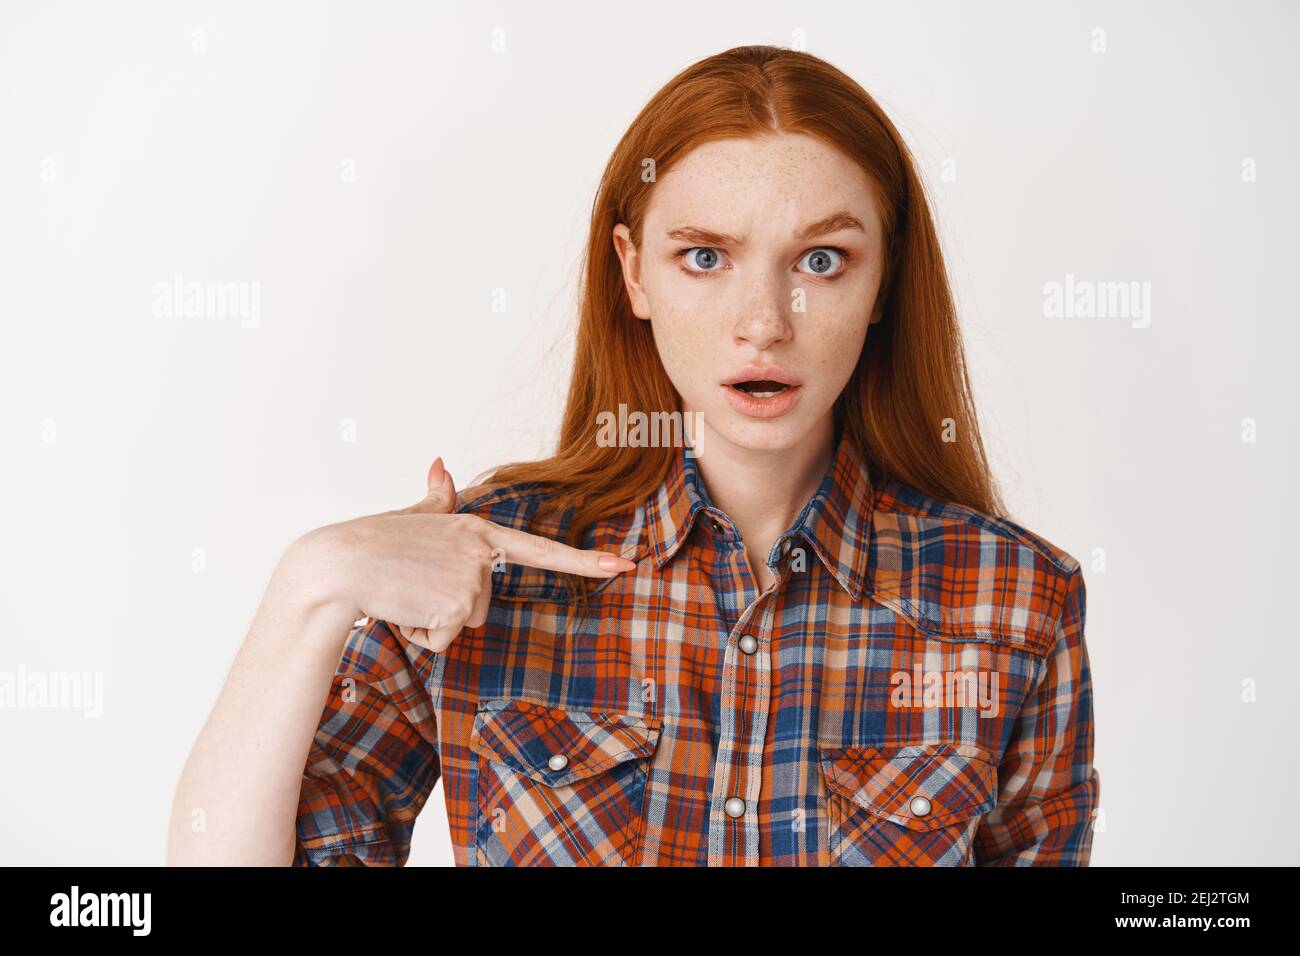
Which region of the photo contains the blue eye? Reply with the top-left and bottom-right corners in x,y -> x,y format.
679,247 -> 728,273
797,247 -> 847,276
675,245 -> 851,279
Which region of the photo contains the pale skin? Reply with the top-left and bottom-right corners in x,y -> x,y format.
613,131 -> 886,590
167,130 -> 886,866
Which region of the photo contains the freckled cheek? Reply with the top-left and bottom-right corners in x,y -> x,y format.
647,309 -> 716,397
803,315 -> 869,390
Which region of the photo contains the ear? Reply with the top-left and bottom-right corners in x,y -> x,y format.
867,268 -> 890,325
612,222 -> 652,320
868,296 -> 885,326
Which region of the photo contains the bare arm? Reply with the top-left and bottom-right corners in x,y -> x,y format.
165,529 -> 360,866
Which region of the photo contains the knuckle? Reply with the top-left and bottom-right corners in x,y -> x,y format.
472,598 -> 493,626
451,515 -> 486,545
436,598 -> 470,624
458,531 -> 493,559
451,512 -> 481,532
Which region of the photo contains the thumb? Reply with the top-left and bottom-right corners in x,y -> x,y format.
409,456 -> 458,514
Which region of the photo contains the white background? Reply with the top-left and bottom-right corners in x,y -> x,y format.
1,0 -> 1296,866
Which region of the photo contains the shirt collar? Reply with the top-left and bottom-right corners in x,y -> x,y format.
644,429 -> 874,600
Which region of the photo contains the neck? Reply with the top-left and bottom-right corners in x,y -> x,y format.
691,412 -> 836,550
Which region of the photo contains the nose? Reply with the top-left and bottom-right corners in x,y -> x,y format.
731,269 -> 793,350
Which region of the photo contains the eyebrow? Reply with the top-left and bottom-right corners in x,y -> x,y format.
664,210 -> 865,246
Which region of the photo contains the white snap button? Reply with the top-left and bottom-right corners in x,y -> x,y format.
738,634 -> 758,655
723,796 -> 746,818
780,538 -> 792,556
547,753 -> 568,772
909,795 -> 932,817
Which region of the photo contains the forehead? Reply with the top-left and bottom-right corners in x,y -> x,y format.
644,133 -> 881,233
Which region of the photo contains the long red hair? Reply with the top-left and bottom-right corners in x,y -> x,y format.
475,44 -> 1005,605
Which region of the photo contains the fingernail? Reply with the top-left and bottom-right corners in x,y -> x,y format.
598,554 -> 636,572
428,456 -> 445,487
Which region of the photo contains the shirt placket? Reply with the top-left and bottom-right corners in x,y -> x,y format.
704,514 -> 789,867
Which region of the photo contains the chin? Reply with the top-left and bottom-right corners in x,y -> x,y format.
708,413 -> 816,453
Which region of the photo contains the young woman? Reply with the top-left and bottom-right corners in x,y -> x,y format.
167,45 -> 1098,867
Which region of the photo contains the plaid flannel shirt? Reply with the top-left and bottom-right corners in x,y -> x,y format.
294,430 -> 1100,866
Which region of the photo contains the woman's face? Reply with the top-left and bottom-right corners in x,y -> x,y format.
613,132 -> 886,456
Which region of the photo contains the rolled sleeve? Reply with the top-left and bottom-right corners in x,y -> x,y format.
293,618 -> 441,867
976,565 -> 1100,865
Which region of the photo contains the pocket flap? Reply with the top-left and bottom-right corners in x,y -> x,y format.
819,742 -> 998,831
471,698 -> 662,787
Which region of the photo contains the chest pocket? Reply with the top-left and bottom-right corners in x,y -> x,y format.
470,698 -> 662,866
818,742 -> 999,866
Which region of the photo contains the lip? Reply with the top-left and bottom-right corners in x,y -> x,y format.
721,364 -> 802,387
721,381 -> 804,419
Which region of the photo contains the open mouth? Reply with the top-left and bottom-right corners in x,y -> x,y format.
728,379 -> 791,398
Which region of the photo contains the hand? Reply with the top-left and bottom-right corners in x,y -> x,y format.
300,457 -> 637,652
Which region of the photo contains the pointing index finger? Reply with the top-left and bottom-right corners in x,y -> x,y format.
481,522 -> 637,577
